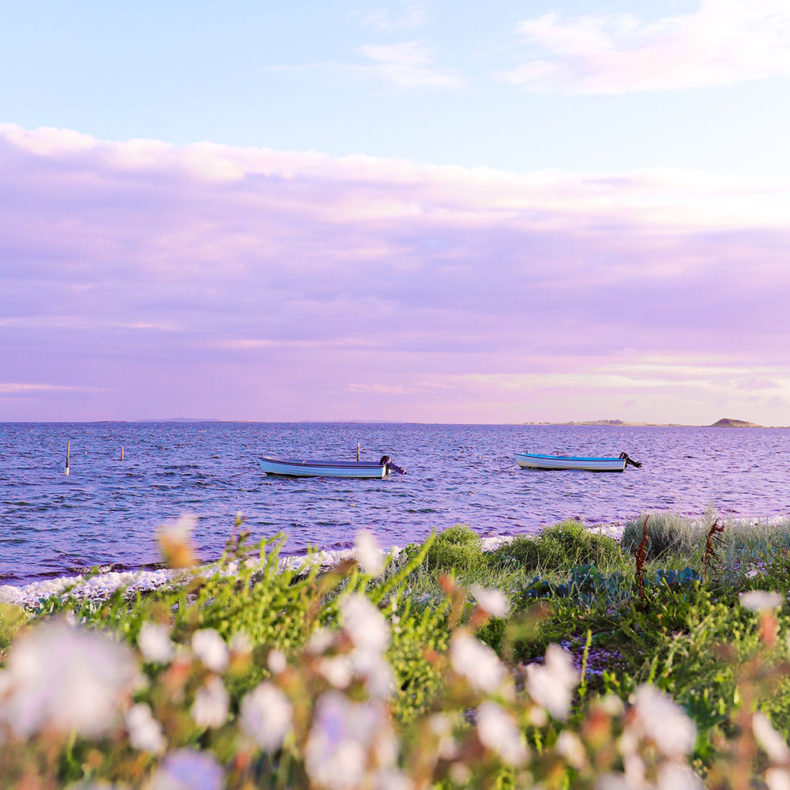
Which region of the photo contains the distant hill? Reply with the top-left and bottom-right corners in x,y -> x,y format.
710,418 -> 762,428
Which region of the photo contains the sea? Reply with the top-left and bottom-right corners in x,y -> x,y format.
1,422 -> 789,586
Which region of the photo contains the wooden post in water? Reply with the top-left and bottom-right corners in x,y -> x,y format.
65,440 -> 70,476
121,445 -> 125,461
356,442 -> 360,462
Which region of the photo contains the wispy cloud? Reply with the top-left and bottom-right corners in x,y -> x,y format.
356,1 -> 427,31
503,0 -> 790,94
356,41 -> 462,87
1,124 -> 789,421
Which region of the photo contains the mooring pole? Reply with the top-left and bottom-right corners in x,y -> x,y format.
121,445 -> 124,461
357,442 -> 360,462
65,440 -> 70,476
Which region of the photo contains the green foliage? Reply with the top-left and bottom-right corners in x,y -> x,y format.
424,524 -> 484,574
0,603 -> 28,651
620,511 -> 704,560
492,520 -> 623,574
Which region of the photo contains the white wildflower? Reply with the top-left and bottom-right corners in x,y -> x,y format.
138,623 -> 174,664
766,768 -> 790,790
192,629 -> 229,672
476,701 -> 528,765
191,676 -> 229,729
632,684 -> 696,757
240,681 -> 293,752
355,529 -> 385,576
126,703 -> 165,754
341,593 -> 390,656
230,631 -> 253,657
319,655 -> 354,689
305,691 -> 397,790
656,762 -> 704,790
1,619 -> 138,737
307,627 -> 335,655
156,513 -> 196,543
595,774 -> 633,790
450,632 -> 506,693
740,590 -> 783,613
373,768 -> 413,790
429,713 -> 458,759
525,644 -> 578,720
268,648 -> 287,674
149,748 -> 224,790
470,584 -> 509,618
754,712 -> 790,763
556,730 -> 587,769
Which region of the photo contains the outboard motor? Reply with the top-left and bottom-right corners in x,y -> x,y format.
379,455 -> 406,475
619,451 -> 642,468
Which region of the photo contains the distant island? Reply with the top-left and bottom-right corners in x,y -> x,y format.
524,417 -> 767,427
710,417 -> 762,428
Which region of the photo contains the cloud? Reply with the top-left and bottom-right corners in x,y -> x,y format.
356,1 -> 427,30
1,123 -> 789,422
356,41 -> 462,87
503,0 -> 790,94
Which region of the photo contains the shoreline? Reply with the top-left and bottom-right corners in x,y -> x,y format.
3,514 -> 788,609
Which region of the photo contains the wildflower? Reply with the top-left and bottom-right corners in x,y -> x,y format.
319,655 -> 354,689
766,768 -> 790,790
429,713 -> 458,759
156,514 -> 198,568
555,731 -> 587,769
355,529 -> 385,576
268,648 -> 287,674
525,644 -> 578,720
632,684 -> 696,757
341,593 -> 390,656
450,632 -> 506,693
138,623 -> 175,664
191,676 -> 229,729
126,703 -> 166,754
476,701 -> 528,765
656,762 -> 704,789
192,629 -> 229,672
307,627 -> 335,655
373,769 -> 413,790
754,712 -> 790,763
240,681 -> 293,752
230,631 -> 253,657
1,619 -> 138,737
740,590 -> 783,613
305,691 -> 397,790
470,584 -> 509,618
149,749 -> 224,790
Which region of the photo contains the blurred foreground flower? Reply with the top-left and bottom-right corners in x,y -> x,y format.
631,684 -> 697,758
740,590 -> 784,613
239,681 -> 293,752
470,584 -> 509,618
341,593 -> 395,698
450,632 -> 506,693
0,619 -> 138,738
192,629 -> 229,672
191,676 -> 229,729
149,749 -> 224,790
126,702 -> 166,754
525,644 -> 578,720
156,514 -> 198,569
354,529 -> 385,576
138,622 -> 175,664
477,700 -> 528,765
305,691 -> 397,790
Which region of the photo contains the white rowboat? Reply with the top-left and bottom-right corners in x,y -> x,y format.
259,455 -> 389,479
515,452 -> 638,472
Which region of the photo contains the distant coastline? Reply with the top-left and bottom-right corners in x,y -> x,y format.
524,417 -> 773,428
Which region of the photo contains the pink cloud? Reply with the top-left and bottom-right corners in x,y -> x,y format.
504,1 -> 790,94
1,124 -> 789,423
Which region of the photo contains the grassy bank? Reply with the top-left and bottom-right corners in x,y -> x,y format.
2,511 -> 790,788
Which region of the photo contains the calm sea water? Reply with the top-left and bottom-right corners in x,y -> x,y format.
1,422 -> 789,584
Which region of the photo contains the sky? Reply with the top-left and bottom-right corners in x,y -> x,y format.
1,0 -> 789,424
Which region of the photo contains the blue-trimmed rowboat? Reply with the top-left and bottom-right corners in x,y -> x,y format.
515,452 -> 641,472
259,455 -> 402,479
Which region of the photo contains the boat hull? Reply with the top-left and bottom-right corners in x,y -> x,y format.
259,456 -> 388,479
515,453 -> 626,472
